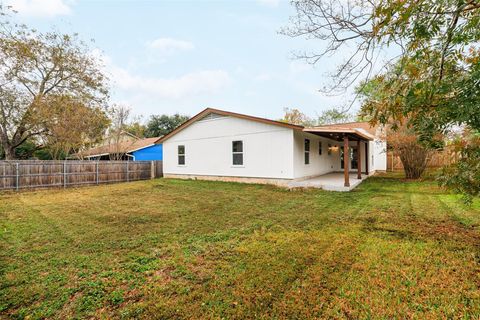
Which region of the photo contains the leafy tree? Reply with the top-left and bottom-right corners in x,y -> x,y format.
317,108 -> 353,125
285,0 -> 480,198
145,114 -> 189,138
125,122 -> 146,138
439,130 -> 480,204
0,6 -> 108,160
280,108 -> 315,126
40,95 -> 110,159
10,139 -> 39,160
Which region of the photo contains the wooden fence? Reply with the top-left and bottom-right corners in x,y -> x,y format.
387,149 -> 458,171
0,160 -> 163,191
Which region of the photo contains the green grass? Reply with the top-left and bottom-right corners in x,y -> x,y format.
1,174 -> 479,319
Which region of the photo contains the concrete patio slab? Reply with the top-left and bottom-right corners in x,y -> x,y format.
287,172 -> 368,191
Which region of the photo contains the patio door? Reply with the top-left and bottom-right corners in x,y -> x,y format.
340,146 -> 358,170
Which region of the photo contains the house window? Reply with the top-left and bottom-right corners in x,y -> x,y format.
232,141 -> 243,165
319,141 -> 322,155
178,145 -> 185,165
304,139 -> 310,164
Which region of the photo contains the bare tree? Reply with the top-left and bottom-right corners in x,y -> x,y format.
281,0 -> 480,100
281,0 -> 383,96
108,105 -> 133,161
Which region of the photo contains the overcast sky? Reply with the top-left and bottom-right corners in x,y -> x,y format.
4,0 -> 360,121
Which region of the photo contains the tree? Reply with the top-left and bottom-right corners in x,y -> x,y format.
145,114 -> 189,138
280,108 -> 315,126
0,7 -> 108,159
40,95 -> 109,159
107,104 -> 132,161
284,0 -> 480,134
439,130 -> 480,204
125,121 -> 146,138
285,0 -> 480,197
283,0 -> 480,93
317,108 -> 353,125
388,125 -> 431,179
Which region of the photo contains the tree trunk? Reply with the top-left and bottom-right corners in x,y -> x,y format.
3,144 -> 16,160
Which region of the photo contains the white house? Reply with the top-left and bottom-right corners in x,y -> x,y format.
157,108 -> 386,191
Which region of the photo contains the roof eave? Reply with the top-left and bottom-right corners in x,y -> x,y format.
303,128 -> 374,141
156,108 -> 304,144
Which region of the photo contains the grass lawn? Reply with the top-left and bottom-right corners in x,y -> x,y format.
1,174 -> 480,319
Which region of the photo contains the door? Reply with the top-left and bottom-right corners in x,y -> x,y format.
340,146 -> 358,170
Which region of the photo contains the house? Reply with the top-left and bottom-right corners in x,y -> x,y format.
157,108 -> 386,191
79,136 -> 162,161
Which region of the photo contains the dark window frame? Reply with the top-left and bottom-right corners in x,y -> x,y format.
232,140 -> 244,166
304,139 -> 310,165
178,145 -> 185,165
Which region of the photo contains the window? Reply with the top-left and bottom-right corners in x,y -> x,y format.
178,145 -> 185,165
319,141 -> 322,155
304,139 -> 310,164
232,141 -> 243,166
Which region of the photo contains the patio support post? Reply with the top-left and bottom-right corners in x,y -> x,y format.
365,141 -> 369,175
357,140 -> 362,179
344,134 -> 350,187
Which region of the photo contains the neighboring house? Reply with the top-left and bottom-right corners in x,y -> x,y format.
79,137 -> 162,161
157,108 -> 386,190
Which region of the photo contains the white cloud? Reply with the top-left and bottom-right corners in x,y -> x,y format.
111,67 -> 231,100
146,38 -> 194,55
256,0 -> 280,7
89,49 -> 232,116
253,72 -> 271,82
5,0 -> 72,17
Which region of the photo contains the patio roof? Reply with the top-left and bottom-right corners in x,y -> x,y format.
303,127 -> 374,141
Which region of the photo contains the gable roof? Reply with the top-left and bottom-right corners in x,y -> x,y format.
79,137 -> 161,158
156,108 -> 304,143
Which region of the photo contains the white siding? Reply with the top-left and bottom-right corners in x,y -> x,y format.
293,131 -> 378,179
293,131 -> 340,179
162,116 -> 295,179
372,139 -> 387,171
370,126 -> 387,171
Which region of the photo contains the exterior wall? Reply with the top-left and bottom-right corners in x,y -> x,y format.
132,144 -> 163,161
162,116 -> 295,179
372,126 -> 387,171
293,131 -> 340,179
293,131 -> 378,179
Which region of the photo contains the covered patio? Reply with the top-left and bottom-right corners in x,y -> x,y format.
291,126 -> 374,191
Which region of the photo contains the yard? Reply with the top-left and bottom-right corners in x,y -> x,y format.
1,174 -> 479,319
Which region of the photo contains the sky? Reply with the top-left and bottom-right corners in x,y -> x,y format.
3,0 -> 361,121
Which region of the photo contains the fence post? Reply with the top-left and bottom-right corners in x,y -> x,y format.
15,162 -> 19,191
126,161 -> 129,182
96,161 -> 99,185
63,161 -> 67,188
151,161 -> 155,179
